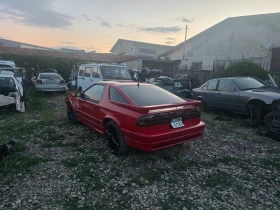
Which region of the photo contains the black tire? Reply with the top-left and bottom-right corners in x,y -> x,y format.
197,98 -> 205,111
67,104 -> 78,124
264,111 -> 280,129
104,121 -> 128,156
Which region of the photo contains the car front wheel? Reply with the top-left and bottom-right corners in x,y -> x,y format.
67,104 -> 78,124
105,121 -> 128,156
264,111 -> 280,129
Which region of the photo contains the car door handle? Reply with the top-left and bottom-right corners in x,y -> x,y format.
93,106 -> 98,110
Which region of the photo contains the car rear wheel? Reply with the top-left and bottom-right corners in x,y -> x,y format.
264,111 -> 280,129
105,121 -> 128,156
67,104 -> 78,124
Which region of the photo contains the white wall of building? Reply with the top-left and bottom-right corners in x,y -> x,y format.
165,13 -> 280,70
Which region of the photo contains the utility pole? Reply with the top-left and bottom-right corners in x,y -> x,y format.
182,25 -> 188,60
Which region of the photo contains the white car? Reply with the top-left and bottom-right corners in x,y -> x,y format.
0,70 -> 25,112
33,73 -> 68,92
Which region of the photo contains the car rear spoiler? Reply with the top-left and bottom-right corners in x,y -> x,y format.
111,100 -> 201,114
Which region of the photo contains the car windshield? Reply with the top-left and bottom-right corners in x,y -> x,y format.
39,73 -> 61,79
231,77 -> 268,90
120,85 -> 185,106
100,66 -> 132,80
0,77 -> 15,87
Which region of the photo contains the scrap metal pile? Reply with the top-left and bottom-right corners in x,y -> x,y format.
128,67 -> 164,82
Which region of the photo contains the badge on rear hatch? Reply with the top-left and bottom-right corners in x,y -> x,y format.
171,117 -> 184,128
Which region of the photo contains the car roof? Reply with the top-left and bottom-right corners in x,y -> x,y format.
212,76 -> 253,80
96,81 -> 151,87
0,70 -> 14,77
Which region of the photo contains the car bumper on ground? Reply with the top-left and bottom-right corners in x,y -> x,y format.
123,121 -> 205,152
36,86 -> 68,92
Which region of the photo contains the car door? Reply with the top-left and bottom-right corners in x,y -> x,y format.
76,84 -> 105,132
84,67 -> 92,90
203,79 -> 219,108
78,67 -> 85,91
91,66 -> 101,84
216,79 -> 240,111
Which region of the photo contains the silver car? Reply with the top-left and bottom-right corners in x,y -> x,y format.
34,73 -> 68,92
192,77 -> 280,127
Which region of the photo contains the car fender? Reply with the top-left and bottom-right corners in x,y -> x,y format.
103,115 -> 121,128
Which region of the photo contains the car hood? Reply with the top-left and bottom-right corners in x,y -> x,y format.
245,87 -> 280,98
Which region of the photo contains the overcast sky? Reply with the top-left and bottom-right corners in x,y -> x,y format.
0,0 -> 279,52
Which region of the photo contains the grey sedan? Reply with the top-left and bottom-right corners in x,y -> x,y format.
192,77 -> 280,127
34,73 -> 68,92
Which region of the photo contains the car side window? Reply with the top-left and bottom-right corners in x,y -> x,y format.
109,87 -> 129,104
83,84 -> 105,103
84,67 -> 91,77
79,68 -> 85,77
92,67 -> 100,78
202,82 -> 208,90
218,80 -> 235,92
207,80 -> 218,91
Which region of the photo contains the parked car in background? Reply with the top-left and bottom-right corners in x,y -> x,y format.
192,77 -> 280,129
152,76 -> 193,99
77,64 -> 132,91
65,81 -> 205,156
39,69 -> 58,74
34,73 -> 67,92
0,70 -> 25,112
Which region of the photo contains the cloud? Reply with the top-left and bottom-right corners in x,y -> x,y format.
0,0 -> 74,29
60,41 -> 77,45
82,14 -> 92,21
115,24 -> 129,27
166,37 -> 175,40
177,17 -> 195,23
141,26 -> 182,33
165,41 -> 174,45
94,16 -> 111,27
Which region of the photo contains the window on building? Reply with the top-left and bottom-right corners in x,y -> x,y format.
139,48 -> 156,54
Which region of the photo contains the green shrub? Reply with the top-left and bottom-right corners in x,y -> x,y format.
217,61 -> 268,80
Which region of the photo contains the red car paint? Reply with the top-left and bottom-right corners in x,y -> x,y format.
65,81 -> 205,152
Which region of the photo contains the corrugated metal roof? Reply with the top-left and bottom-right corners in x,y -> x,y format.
0,47 -> 136,63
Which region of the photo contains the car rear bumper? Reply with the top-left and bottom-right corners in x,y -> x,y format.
123,121 -> 205,152
36,86 -> 68,92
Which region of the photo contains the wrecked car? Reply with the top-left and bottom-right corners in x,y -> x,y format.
0,70 -> 25,113
34,73 -> 68,92
192,76 -> 280,130
65,81 -> 205,156
152,76 -> 193,99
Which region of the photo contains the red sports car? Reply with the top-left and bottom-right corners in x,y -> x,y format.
65,81 -> 205,156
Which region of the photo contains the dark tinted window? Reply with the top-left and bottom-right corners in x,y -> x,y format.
79,68 -> 85,76
109,87 -> 129,104
92,67 -> 100,78
83,84 -> 105,102
120,85 -> 185,106
85,67 -> 91,77
232,78 -> 266,90
0,77 -> 15,86
218,80 -> 235,92
207,80 -> 218,91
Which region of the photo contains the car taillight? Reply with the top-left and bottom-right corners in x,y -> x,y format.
137,108 -> 201,127
60,80 -> 65,84
36,80 -> 42,84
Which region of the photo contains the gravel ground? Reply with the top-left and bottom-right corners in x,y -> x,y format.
0,89 -> 280,210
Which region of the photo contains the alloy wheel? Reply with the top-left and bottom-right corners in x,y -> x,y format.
105,125 -> 120,153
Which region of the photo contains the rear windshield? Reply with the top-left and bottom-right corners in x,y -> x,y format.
100,66 -> 131,80
120,85 -> 185,106
0,77 -> 15,86
39,74 -> 61,79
